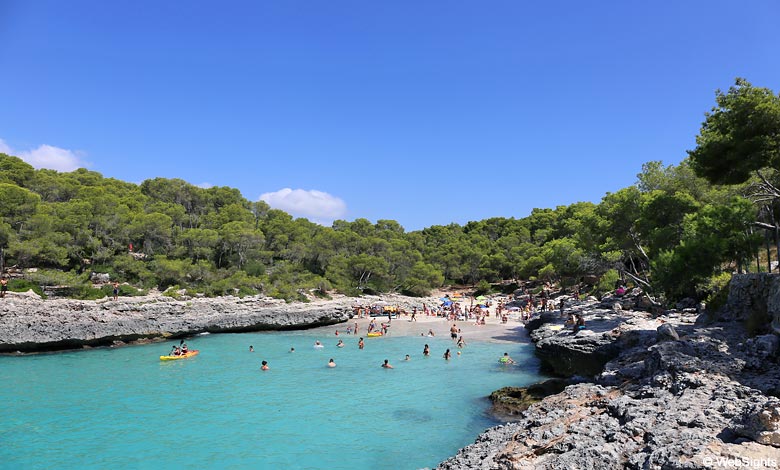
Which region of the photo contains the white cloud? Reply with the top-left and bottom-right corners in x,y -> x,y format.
0,138 -> 88,172
260,188 -> 347,225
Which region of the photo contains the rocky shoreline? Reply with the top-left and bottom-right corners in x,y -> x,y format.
0,291 -> 375,353
7,276 -> 780,468
438,274 -> 780,469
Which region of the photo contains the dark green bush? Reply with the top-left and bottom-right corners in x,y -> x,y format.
8,279 -> 46,298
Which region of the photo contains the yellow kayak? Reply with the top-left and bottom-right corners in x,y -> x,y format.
366,332 -> 383,337
160,350 -> 199,361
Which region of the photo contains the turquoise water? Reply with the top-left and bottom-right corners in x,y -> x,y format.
1,328 -> 542,470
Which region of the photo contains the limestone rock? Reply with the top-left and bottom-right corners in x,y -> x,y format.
738,404 -> 780,447
90,272 -> 110,283
489,379 -> 569,418
440,277 -> 780,468
0,294 -> 355,352
656,323 -> 679,342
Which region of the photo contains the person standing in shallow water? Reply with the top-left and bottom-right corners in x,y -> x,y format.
443,349 -> 452,360
358,337 -> 364,349
423,344 -> 430,356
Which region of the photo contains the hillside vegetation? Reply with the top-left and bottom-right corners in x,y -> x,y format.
1,79 -> 779,303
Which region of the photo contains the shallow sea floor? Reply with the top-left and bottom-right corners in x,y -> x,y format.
1,329 -> 543,470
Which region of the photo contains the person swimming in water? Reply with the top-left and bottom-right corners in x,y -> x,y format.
328,358 -> 336,368
423,344 -> 430,356
381,359 -> 393,369
261,360 -> 269,371
499,352 -> 515,364
337,339 -> 345,348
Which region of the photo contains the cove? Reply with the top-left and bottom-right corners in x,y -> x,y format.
1,329 -> 543,470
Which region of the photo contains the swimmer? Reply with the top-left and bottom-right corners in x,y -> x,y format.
499,352 -> 515,364
328,358 -> 336,368
427,329 -> 435,337
358,337 -> 365,349
261,360 -> 269,371
314,340 -> 324,348
290,347 -> 295,353
337,339 -> 345,348
423,344 -> 430,356
405,354 -> 410,361
443,349 -> 451,360
381,359 -> 393,369
249,345 -> 254,352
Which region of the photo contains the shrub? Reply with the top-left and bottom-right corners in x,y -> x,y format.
473,279 -> 492,296
99,283 -> 145,298
700,272 -> 732,313
162,285 -> 182,299
8,278 -> 46,298
594,269 -> 620,298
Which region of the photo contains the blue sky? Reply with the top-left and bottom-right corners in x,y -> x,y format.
1,1 -> 778,230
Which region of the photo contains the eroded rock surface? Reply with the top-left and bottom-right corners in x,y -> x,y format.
0,293 -> 361,352
439,275 -> 780,469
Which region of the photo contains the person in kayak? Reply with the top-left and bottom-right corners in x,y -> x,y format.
170,345 -> 180,356
181,343 -> 189,354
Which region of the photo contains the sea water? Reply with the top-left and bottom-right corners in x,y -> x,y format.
0,327 -> 543,470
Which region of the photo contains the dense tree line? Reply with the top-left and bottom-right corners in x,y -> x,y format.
1,79 -> 777,303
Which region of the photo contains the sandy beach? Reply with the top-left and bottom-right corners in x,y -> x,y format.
314,294 -> 529,344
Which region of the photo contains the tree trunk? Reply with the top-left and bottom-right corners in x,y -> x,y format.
775,221 -> 780,272
769,207 -> 780,272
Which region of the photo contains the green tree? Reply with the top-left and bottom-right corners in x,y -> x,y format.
688,78 -> 780,185
0,154 -> 35,186
688,78 -> 780,265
